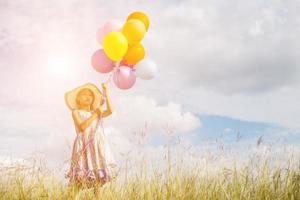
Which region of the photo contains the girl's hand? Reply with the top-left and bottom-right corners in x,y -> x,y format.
102,83 -> 108,90
95,107 -> 103,116
100,97 -> 106,106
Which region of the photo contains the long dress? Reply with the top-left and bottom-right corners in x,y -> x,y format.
66,109 -> 118,187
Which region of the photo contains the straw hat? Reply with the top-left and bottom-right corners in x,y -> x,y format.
65,83 -> 103,110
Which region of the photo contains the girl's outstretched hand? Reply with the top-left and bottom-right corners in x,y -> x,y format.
102,83 -> 108,91
95,107 -> 103,116
100,97 -> 106,106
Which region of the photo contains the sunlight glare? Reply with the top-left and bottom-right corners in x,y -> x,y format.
46,55 -> 72,78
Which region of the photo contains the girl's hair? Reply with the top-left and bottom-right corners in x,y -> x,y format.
75,88 -> 96,110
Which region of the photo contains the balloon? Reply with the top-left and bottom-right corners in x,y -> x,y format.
96,20 -> 123,45
120,60 -> 134,68
127,11 -> 150,31
135,59 -> 157,80
103,32 -> 128,61
122,19 -> 146,45
113,66 -> 136,89
123,43 -> 145,65
91,49 -> 114,73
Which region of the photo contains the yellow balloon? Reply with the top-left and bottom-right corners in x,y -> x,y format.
127,11 -> 150,31
123,43 -> 145,65
122,19 -> 146,45
103,32 -> 128,61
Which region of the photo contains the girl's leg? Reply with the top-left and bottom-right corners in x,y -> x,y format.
93,181 -> 104,198
67,181 -> 82,199
93,186 -> 100,198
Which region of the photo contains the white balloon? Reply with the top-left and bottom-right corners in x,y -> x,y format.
134,59 -> 157,80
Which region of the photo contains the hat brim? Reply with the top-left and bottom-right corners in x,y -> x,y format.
65,83 -> 102,110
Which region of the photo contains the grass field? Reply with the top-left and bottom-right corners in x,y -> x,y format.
0,133 -> 299,200
0,153 -> 299,199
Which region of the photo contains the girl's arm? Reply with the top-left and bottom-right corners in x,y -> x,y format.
72,110 -> 100,132
101,83 -> 113,118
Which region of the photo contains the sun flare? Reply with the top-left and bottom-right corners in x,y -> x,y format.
46,56 -> 72,78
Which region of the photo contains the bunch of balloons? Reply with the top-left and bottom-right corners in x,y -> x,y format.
91,11 -> 157,90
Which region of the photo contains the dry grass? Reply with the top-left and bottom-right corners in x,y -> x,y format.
1,125 -> 299,200
0,156 -> 299,200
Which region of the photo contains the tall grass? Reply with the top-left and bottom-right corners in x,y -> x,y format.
0,126 -> 299,199
0,157 -> 299,199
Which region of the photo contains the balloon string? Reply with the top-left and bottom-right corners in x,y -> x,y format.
104,61 -> 119,84
105,73 -> 113,84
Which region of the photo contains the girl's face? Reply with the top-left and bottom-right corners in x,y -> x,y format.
77,89 -> 94,107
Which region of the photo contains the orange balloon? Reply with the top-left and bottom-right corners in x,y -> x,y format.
122,19 -> 146,45
123,43 -> 145,65
127,11 -> 150,31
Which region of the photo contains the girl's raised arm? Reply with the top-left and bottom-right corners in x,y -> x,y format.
101,83 -> 113,118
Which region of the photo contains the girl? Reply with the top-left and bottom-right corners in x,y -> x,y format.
64,82 -> 118,189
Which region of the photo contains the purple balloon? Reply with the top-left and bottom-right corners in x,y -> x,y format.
91,49 -> 114,73
96,20 -> 123,44
113,66 -> 136,90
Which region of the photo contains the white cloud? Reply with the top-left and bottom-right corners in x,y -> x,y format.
223,128 -> 233,134
0,0 -> 299,131
106,96 -> 201,136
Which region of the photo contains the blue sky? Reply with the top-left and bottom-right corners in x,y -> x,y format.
149,114 -> 300,147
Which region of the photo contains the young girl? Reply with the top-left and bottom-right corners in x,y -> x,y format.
64,82 -> 118,188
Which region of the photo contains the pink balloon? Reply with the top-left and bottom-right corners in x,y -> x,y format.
91,49 -> 114,73
96,20 -> 123,44
113,66 -> 136,90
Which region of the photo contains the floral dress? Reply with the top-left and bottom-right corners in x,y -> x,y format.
66,109 -> 118,186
